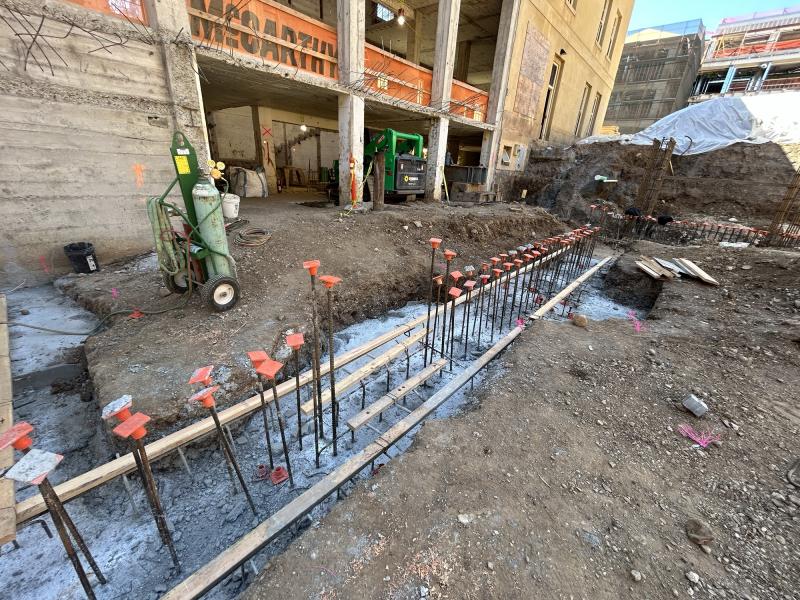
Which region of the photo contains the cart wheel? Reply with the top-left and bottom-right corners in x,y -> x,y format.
202,274 -> 240,311
163,270 -> 189,295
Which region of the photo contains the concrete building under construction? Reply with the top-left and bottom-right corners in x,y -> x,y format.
604,19 -> 705,134
0,0 -> 632,284
690,5 -> 800,102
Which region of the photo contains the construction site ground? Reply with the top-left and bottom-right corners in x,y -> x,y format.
243,241 -> 800,600
5,197 -> 800,599
53,199 -> 564,431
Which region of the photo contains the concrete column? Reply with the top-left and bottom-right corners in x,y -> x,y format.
406,17 -> 421,64
251,106 -> 278,194
425,0 -> 461,201
479,0 -> 521,191
143,0 -> 209,159
337,0 -> 365,206
453,40 -> 471,82
721,66 -> 737,93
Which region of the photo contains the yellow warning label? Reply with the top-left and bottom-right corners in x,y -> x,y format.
174,155 -> 191,175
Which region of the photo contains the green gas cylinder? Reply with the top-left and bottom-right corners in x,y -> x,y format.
192,174 -> 233,278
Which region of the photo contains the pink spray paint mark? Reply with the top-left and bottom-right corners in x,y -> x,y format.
111,288 -> 119,299
626,310 -> 645,333
515,318 -> 526,329
677,424 -> 721,448
39,255 -> 50,273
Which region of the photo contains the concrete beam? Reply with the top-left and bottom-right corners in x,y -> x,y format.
479,0 -> 521,191
337,0 -> 366,206
425,0 -> 461,200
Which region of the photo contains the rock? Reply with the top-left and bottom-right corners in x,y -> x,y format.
20,308 -> 30,315
648,348 -> 656,356
580,529 -> 602,549
686,571 -> 700,584
457,513 -> 475,525
413,221 -> 422,228
630,569 -> 643,582
402,225 -> 409,231
572,314 -> 589,328
682,394 -> 708,417
685,518 -> 714,546
741,265 -> 752,270
419,585 -> 429,597
487,561 -> 495,571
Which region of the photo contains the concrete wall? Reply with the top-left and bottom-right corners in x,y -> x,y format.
0,0 -> 207,286
209,107 -> 257,162
499,0 -> 633,149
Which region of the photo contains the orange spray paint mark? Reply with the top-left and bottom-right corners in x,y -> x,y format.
132,164 -> 145,188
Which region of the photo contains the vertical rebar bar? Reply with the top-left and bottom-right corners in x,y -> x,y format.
269,380 -> 295,485
210,408 -> 257,515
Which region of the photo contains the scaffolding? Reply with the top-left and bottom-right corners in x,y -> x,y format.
605,19 -> 705,134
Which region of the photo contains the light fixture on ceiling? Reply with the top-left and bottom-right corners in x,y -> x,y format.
397,8 -> 406,25
300,123 -> 308,132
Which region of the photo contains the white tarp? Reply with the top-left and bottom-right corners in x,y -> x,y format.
580,92 -> 800,155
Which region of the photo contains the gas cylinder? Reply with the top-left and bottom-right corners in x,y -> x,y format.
191,174 -> 232,278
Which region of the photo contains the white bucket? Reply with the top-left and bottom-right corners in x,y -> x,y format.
221,193 -> 240,218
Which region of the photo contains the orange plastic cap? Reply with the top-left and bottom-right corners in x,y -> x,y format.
286,332 -> 304,350
247,350 -> 269,367
443,249 -> 457,261
449,270 -> 463,281
492,268 -> 502,277
480,274 -> 490,282
490,257 -> 500,265
319,275 -> 342,289
481,262 -> 489,271
463,280 -> 476,290
503,262 -> 513,271
429,238 -> 442,249
0,422 -> 34,452
189,385 -> 220,409
448,287 -> 462,298
113,412 -> 150,440
513,259 -> 523,267
302,260 -> 321,276
189,365 -> 214,386
256,358 -> 284,380
432,275 -> 444,285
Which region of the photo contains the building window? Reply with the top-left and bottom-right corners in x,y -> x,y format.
500,145 -> 513,166
585,92 -> 602,136
539,59 -> 562,140
574,82 -> 592,136
375,3 -> 394,22
596,0 -> 611,46
606,11 -> 622,59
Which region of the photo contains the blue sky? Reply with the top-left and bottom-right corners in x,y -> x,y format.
628,0 -> 796,33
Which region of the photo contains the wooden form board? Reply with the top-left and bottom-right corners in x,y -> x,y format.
347,358 -> 446,431
15,244 -> 568,524
529,257 -> 613,320
300,329 -> 426,416
162,327 -> 523,600
0,295 -> 16,545
673,258 -> 719,286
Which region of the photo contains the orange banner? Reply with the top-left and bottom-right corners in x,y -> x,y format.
64,0 -> 147,23
365,45 -> 432,107
450,80 -> 489,122
187,0 -> 338,79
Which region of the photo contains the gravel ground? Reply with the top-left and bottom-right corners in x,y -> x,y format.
243,241 -> 800,600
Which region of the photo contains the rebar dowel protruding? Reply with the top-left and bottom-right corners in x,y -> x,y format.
440,250 -> 456,361
269,381 -> 295,486
303,260 -> 324,439
210,407 -> 258,515
257,378 -> 275,470
423,238 -> 441,367
319,275 -> 342,456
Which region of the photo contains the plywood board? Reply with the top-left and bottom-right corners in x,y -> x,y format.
0,295 -> 17,545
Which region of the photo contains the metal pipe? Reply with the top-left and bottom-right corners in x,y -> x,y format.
269,380 -> 294,486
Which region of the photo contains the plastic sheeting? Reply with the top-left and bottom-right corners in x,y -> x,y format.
580,92 -> 800,155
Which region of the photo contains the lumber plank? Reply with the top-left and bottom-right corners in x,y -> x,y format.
162,329 -> 523,600
347,358 -> 446,431
0,295 -> 16,545
14,244 -> 568,525
674,258 -> 719,286
636,260 -> 665,280
529,257 -> 613,320
640,257 -> 675,279
301,329 -> 427,416
653,257 -> 682,275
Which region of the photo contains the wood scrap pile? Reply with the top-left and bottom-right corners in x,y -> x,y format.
636,256 -> 719,286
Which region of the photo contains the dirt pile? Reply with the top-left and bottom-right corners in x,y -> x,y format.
514,141 -> 800,227
243,241 -> 800,600
54,201 -> 564,432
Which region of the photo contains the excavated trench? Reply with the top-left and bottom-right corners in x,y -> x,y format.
2,239 -> 660,600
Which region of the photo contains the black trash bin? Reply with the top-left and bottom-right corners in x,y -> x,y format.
63,242 -> 99,274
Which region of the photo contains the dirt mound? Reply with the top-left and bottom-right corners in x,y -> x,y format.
518,141 -> 800,227
55,202 -> 564,431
